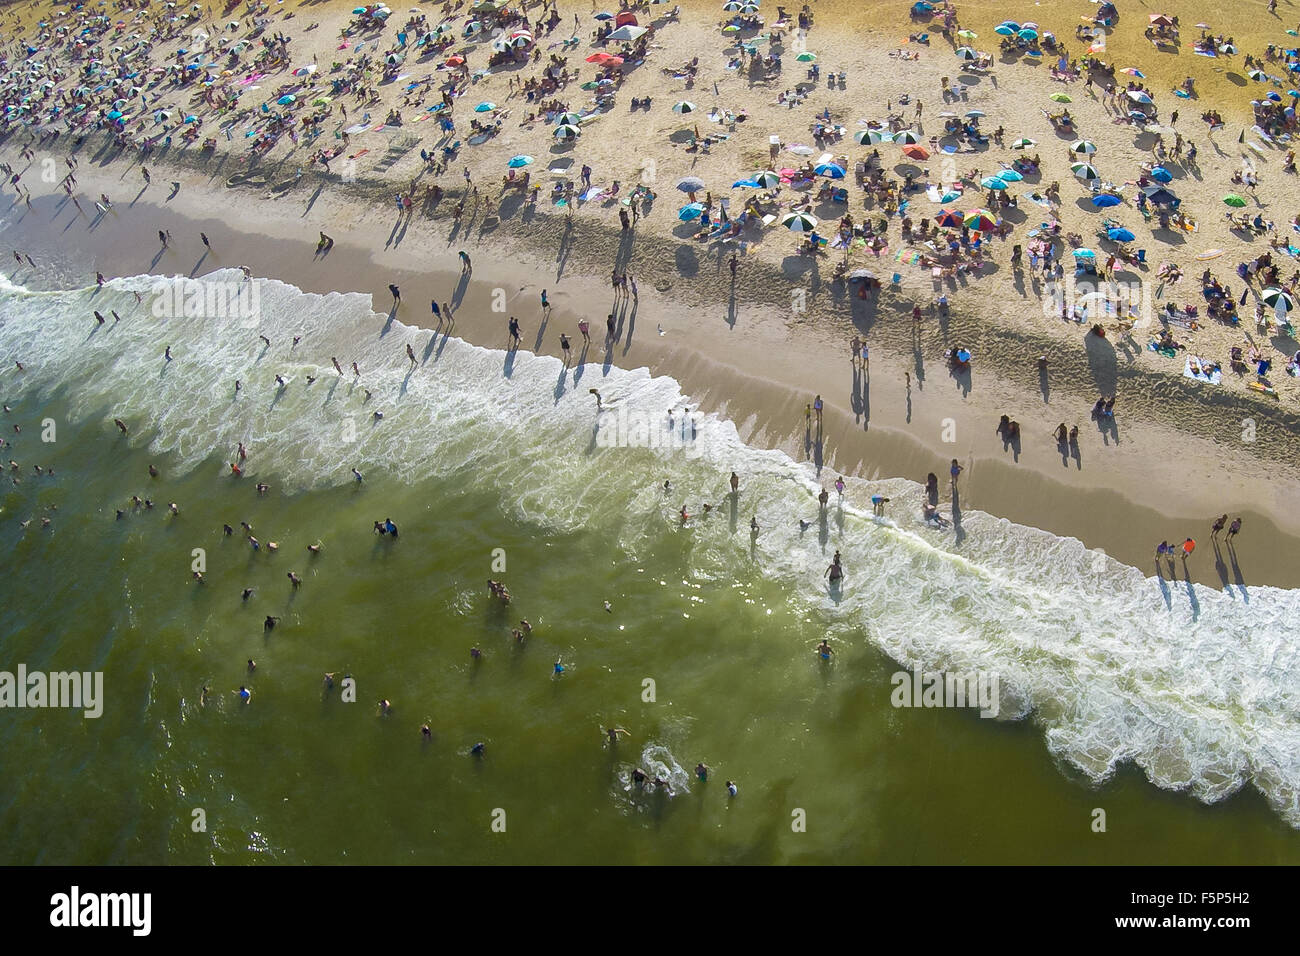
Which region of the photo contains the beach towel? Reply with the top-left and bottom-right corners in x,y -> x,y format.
1147,341 -> 1178,357
1184,356 -> 1222,385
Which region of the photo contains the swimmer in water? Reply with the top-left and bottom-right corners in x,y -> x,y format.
471,742 -> 486,756
695,763 -> 709,781
323,673 -> 335,690
264,615 -> 279,631
287,571 -> 301,588
379,699 -> 392,715
553,659 -> 565,675
242,587 -> 254,601
606,727 -> 630,743
421,725 -> 432,739
798,519 -> 811,532
726,781 -> 738,797
259,335 -> 271,348
238,686 -> 251,703
631,768 -> 647,786
470,646 -> 482,660
247,659 -> 256,673
332,357 -> 343,375
663,479 -> 671,492
114,419 -> 128,435
256,483 -> 269,495
307,542 -> 322,554
816,639 -> 832,660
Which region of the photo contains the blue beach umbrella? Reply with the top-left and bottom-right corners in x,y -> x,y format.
731,178 -> 759,187
1073,249 -> 1096,259
1150,166 -> 1173,183
815,163 -> 846,178
1107,227 -> 1136,242
474,101 -> 495,112
981,176 -> 1008,190
277,94 -> 295,104
995,168 -> 1022,182
1091,194 -> 1121,208
1018,28 -> 1038,41
507,154 -> 533,167
1268,91 -> 1283,102
679,202 -> 704,220
994,24 -> 1015,36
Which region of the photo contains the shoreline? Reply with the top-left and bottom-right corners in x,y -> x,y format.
7,169 -> 1300,590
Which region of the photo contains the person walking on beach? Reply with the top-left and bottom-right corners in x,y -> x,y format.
813,394 -> 823,428
200,232 -> 210,249
406,343 -> 417,368
1227,517 -> 1242,541
459,250 -> 472,273
508,316 -> 521,348
431,299 -> 441,324
1211,514 -> 1228,539
950,458 -> 963,490
389,283 -> 401,306
730,471 -> 740,494
560,333 -> 571,362
540,289 -> 550,316
729,254 -> 739,280
578,319 -> 590,343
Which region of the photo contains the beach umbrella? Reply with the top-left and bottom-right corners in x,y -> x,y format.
847,269 -> 876,282
815,163 -> 846,178
732,179 -> 760,188
1268,91 -> 1283,102
445,55 -> 465,66
277,94 -> 295,104
1150,166 -> 1173,183
994,24 -> 1015,36
855,129 -> 889,144
106,108 -> 122,119
740,1 -> 760,12
964,209 -> 996,231
1070,140 -> 1097,154
1091,193 -> 1122,208
995,168 -> 1023,182
555,112 -> 584,126
754,170 -> 781,188
780,211 -> 819,231
1106,227 -> 1135,242
594,11 -> 614,18
676,176 -> 705,193
938,189 -> 962,203
893,129 -> 921,144
1010,137 -> 1035,149
607,25 -> 645,41
1223,193 -> 1247,207
678,202 -> 704,220
554,123 -> 581,139
1073,248 -> 1096,258
1071,162 -> 1099,180
1248,69 -> 1267,81
1196,249 -> 1225,260
507,155 -> 533,167
1127,90 -> 1154,105
954,46 -> 978,61
1142,186 -> 1178,205
787,144 -> 817,155
902,144 -> 929,160
1121,68 -> 1145,77
1018,28 -> 1038,41
980,176 -> 1008,190
934,210 -> 963,228
475,101 -> 495,112
1262,288 -> 1296,311
1050,92 -> 1071,103
964,110 -> 986,120
1219,43 -> 1237,55
957,30 -> 977,40
672,100 -> 697,113
795,52 -> 817,62
998,20 -> 1020,31
722,0 -> 742,9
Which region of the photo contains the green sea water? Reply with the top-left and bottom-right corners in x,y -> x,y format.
2,270 -> 1299,864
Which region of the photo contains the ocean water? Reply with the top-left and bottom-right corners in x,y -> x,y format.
1,269 -> 1299,864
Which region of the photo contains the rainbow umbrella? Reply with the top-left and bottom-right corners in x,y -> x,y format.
934,209 -> 963,228
964,210 -> 996,231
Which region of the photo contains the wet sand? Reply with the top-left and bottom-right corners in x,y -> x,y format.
6,174 -> 1300,590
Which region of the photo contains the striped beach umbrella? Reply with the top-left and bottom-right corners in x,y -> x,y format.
1010,137 -> 1035,149
855,128 -> 890,144
553,123 -> 581,139
555,111 -> 583,126
1262,288 -> 1296,311
754,170 -> 781,188
780,211 -> 819,231
954,46 -> 978,61
934,209 -> 963,228
893,129 -> 921,145
1070,140 -> 1097,154
1071,161 -> 1100,180
672,100 -> 697,113
964,209 -> 997,231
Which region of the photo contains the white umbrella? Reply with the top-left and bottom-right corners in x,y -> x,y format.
780,211 -> 818,231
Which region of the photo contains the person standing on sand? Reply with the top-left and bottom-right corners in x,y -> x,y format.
813,394 -> 823,427
459,250 -> 472,273
389,284 -> 401,306
1211,514 -> 1227,539
950,459 -> 962,489
508,316 -> 521,348
1227,517 -> 1242,541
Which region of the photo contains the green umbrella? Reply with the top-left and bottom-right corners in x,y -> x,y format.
1223,194 -> 1247,207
